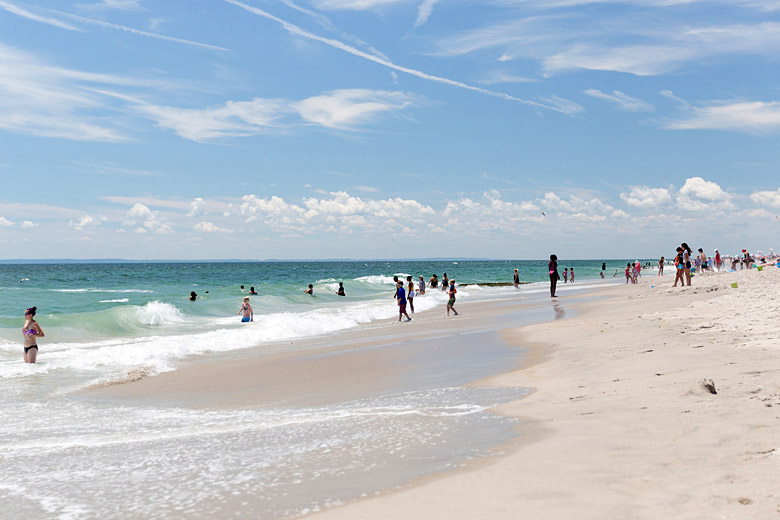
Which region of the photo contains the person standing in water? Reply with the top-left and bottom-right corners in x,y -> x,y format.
513,269 -> 520,288
396,281 -> 412,321
337,282 -> 346,296
429,274 -> 438,290
22,306 -> 44,363
548,255 -> 560,298
406,276 -> 415,313
569,268 -> 575,283
562,268 -> 568,284
236,297 -> 253,322
446,280 -> 459,316
441,273 -> 449,291
304,284 -> 314,295
658,257 -> 665,276
418,275 -> 426,296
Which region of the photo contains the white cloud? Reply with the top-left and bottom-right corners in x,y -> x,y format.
188,198 -> 206,217
677,177 -> 733,211
76,0 -> 145,11
415,0 -> 438,27
750,188 -> 780,208
0,0 -> 81,30
584,89 -> 654,112
538,95 -> 584,116
0,216 -> 14,227
69,215 -> 99,230
312,0 -> 409,9
194,221 -> 234,233
293,89 -> 413,130
666,100 -> 780,133
21,220 -> 37,228
123,203 -> 173,234
225,0 -> 560,113
620,186 -> 671,207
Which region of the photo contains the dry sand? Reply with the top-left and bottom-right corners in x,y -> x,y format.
312,267 -> 780,519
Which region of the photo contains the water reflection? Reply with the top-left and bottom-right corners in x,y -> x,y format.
553,303 -> 565,320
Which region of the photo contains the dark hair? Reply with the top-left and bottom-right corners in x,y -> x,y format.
407,276 -> 412,281
550,254 -> 557,261
25,306 -> 37,316
681,242 -> 692,254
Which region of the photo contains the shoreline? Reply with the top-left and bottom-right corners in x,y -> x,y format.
310,267 -> 780,519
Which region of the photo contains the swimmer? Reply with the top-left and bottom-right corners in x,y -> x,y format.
189,291 -> 198,301
249,287 -> 258,295
304,284 -> 313,295
337,282 -> 346,296
236,297 -> 253,322
22,306 -> 44,363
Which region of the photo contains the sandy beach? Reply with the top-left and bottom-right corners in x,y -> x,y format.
309,266 -> 780,519
80,266 -> 780,518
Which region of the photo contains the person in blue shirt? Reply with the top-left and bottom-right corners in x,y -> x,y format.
396,281 -> 412,322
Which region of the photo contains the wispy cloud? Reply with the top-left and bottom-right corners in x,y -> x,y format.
539,94 -> 584,115
76,0 -> 145,11
224,0 -> 562,113
584,89 -> 654,111
666,100 -> 780,133
415,0 -> 438,27
0,0 -> 81,30
138,89 -> 415,141
1,0 -> 227,51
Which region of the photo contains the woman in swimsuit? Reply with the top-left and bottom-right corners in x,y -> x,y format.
22,306 -> 44,363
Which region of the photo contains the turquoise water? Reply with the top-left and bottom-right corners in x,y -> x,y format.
0,259 -> 631,519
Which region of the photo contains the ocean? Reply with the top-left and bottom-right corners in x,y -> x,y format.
0,259 -> 633,518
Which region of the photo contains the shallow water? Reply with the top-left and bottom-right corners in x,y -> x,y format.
0,260 -> 625,519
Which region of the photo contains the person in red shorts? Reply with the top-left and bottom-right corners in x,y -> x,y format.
396,281 -> 412,322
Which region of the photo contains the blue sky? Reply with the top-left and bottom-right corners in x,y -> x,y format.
1,0 -> 780,260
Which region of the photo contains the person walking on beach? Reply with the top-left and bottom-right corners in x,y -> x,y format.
418,275 -> 426,296
446,280 -> 459,316
625,263 -> 632,284
337,282 -> 346,296
396,281 -> 412,321
513,269 -> 520,288
569,268 -> 574,283
548,254 -> 560,298
406,276 -> 415,313
714,249 -> 722,271
22,306 -> 44,363
563,268 -> 568,284
236,297 -> 253,322
658,257 -> 664,276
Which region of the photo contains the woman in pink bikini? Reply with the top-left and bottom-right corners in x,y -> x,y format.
22,306 -> 45,363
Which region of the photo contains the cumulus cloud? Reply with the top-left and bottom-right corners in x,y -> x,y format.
21,220 -> 37,228
69,214 -> 99,230
0,216 -> 14,227
750,188 -> 780,208
677,177 -> 733,211
620,186 -> 671,207
123,203 -> 173,234
187,197 -> 206,217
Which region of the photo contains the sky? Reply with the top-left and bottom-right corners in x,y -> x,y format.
1,0 -> 780,260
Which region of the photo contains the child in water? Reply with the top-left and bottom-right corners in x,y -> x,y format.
236,297 -> 253,322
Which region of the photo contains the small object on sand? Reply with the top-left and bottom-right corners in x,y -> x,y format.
730,282 -> 738,288
700,379 -> 717,394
